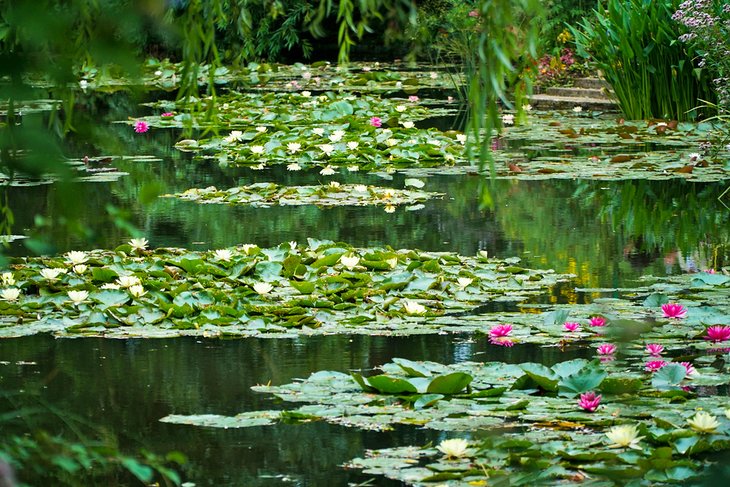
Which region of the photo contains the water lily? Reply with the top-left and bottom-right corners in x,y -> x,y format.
117,275 -> 141,288
384,205 -> 396,213
705,325 -> 730,342
129,238 -> 149,251
241,244 -> 257,255
319,144 -> 335,156
40,268 -> 67,280
129,284 -> 146,298
489,324 -> 512,338
347,165 -> 360,172
340,255 -> 360,270
1,288 -> 21,302
386,257 -> 398,269
100,283 -> 121,290
287,163 -> 302,171
687,411 -> 719,433
73,264 -> 87,274
161,112 -> 174,117
301,91 -> 311,97
605,424 -> 643,449
429,71 -> 438,79
224,130 -> 243,143
402,300 -> 426,315
252,163 -> 265,170
688,152 -> 701,162
287,142 -> 301,154
65,251 -> 88,265
253,282 -> 273,295
573,106 -> 583,113
522,103 -> 533,111
408,95 -> 419,102
578,391 -> 602,412
456,277 -> 473,288
436,438 -> 469,459
346,141 -> 359,150
456,133 -> 466,144
661,303 -> 687,319
214,249 -> 233,262
646,343 -> 664,356
312,128 -> 325,136
255,126 -> 267,133
596,343 -> 616,355
328,181 -> 341,189
67,290 -> 89,304
250,145 -> 265,155
563,322 -> 580,332
353,184 -> 368,193
1,272 -> 16,286
329,130 -> 346,142
385,138 -> 398,147
395,105 -> 407,112
645,360 -> 667,372
502,114 -> 514,125
679,361 -> 697,377
490,337 -> 515,347
320,165 -> 336,176
589,316 -> 607,327
134,120 -> 149,133
401,121 -> 414,129
370,117 -> 382,128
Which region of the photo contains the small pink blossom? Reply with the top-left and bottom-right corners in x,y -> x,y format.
408,95 -> 419,102
370,117 -> 382,128
589,316 -> 607,327
489,337 -> 514,347
705,325 -> 730,343
645,360 -> 667,372
489,324 -> 513,338
661,303 -> 687,319
563,322 -> 580,332
134,120 -> 149,133
161,112 -> 174,117
704,269 -> 716,274
678,361 -> 696,377
596,343 -> 616,355
468,10 -> 479,17
578,391 -> 602,412
645,344 -> 664,357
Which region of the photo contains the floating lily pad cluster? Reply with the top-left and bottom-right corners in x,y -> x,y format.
162,355 -> 730,484
161,182 -> 441,209
0,240 -> 570,338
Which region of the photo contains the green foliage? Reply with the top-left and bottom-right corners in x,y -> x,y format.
572,0 -> 716,120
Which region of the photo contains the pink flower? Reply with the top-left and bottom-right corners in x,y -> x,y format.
645,360 -> 667,372
563,322 -> 580,332
468,10 -> 479,18
578,391 -> 602,412
704,269 -> 716,274
678,361 -> 696,377
489,337 -> 514,347
661,303 -> 687,319
134,121 -> 149,133
489,324 -> 512,338
705,325 -> 730,342
645,344 -> 664,357
370,117 -> 382,128
161,112 -> 174,117
408,96 -> 419,102
589,316 -> 607,327
596,343 -> 616,355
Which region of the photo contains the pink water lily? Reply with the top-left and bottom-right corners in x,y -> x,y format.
489,324 -> 512,338
645,344 -> 664,357
161,112 -> 174,117
705,325 -> 730,343
369,117 -> 382,128
645,360 -> 667,372
563,322 -> 580,332
489,337 -> 514,347
661,303 -> 687,319
679,362 -> 697,377
589,316 -> 607,327
408,95 -> 419,102
597,343 -> 616,355
578,391 -> 602,412
134,120 -> 149,133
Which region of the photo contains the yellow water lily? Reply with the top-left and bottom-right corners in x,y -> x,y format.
253,282 -> 273,295
402,300 -> 426,315
436,439 -> 469,459
687,411 -> 720,434
605,424 -> 644,449
1,288 -> 21,302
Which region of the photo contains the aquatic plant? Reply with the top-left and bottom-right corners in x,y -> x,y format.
646,343 -> 664,356
577,391 -> 601,412
687,411 -> 720,433
705,325 -> 730,342
596,343 -> 616,355
589,316 -> 606,327
563,321 -> 580,332
436,439 -> 469,459
605,424 -> 644,449
661,302 -> 688,318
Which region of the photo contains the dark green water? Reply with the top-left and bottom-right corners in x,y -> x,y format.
2,91 -> 730,485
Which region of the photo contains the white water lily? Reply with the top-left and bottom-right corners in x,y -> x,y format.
129,284 -> 146,298
117,275 -> 141,288
214,249 -> 233,261
65,251 -> 88,265
502,114 -> 514,125
241,244 -> 257,255
401,121 -> 414,129
457,277 -> 473,288
40,268 -> 67,280
100,283 -> 121,290
429,71 -> 438,79
347,165 -> 360,172
329,181 -> 341,189
1,272 -> 15,286
573,106 -> 583,113
319,144 -> 335,156
687,411 -> 720,433
312,128 -> 325,136
478,250 -> 489,259
385,138 -> 398,147
436,438 -> 469,459
252,163 -> 265,170
255,126 -> 267,133
386,257 -> 398,269
129,238 -> 149,251
289,241 -> 297,250
354,184 -> 368,193
384,205 -> 396,213
253,282 -> 273,295
1,288 -> 21,302
402,300 -> 426,315
73,264 -> 87,274
224,130 -> 243,143
395,105 -> 407,112
456,133 -> 467,144
287,163 -> 302,171
287,142 -> 301,154
301,90 -> 311,97
340,255 -> 360,270
427,139 -> 441,146
346,141 -> 359,151
329,130 -> 346,142
250,145 -> 265,155
67,290 -> 89,304
688,152 -> 702,161
605,425 -> 644,449
522,103 -> 533,111
320,165 -> 336,176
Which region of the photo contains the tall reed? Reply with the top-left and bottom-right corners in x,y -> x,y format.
572,0 -> 715,121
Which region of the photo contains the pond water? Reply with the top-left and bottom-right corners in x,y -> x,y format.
2,88 -> 730,485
